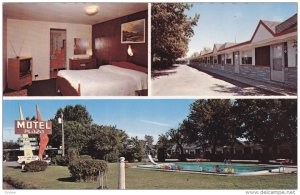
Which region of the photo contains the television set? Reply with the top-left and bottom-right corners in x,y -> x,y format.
19,58 -> 31,77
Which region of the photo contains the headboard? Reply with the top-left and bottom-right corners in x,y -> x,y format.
111,61 -> 148,74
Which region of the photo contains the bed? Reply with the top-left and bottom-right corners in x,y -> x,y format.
56,61 -> 148,96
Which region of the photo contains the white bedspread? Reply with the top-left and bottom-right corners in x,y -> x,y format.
57,65 -> 148,96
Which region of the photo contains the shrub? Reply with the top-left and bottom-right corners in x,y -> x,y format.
24,160 -> 48,172
104,151 -> 119,162
78,155 -> 92,160
3,175 -> 40,189
68,147 -> 79,163
52,156 -> 69,166
68,159 -> 108,182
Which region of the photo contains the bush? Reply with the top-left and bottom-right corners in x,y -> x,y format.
52,156 -> 69,166
78,155 -> 92,160
68,159 -> 108,182
104,151 -> 119,162
24,160 -> 48,172
3,175 -> 40,189
68,148 -> 79,163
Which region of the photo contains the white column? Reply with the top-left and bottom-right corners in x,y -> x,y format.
118,157 -> 126,190
252,48 -> 255,66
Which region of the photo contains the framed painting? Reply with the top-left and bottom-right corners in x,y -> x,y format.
74,38 -> 88,55
121,19 -> 145,44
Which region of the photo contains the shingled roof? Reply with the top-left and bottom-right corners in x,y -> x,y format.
275,14 -> 297,34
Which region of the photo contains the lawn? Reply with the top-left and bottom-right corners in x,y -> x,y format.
3,163 -> 297,189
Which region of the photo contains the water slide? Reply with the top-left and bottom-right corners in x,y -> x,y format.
148,154 -> 158,165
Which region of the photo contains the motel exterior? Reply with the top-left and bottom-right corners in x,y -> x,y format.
191,14 -> 297,90
168,141 -> 293,161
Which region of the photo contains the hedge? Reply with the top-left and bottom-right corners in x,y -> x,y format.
68,159 -> 108,182
24,160 -> 48,172
52,156 -> 69,166
3,175 -> 40,189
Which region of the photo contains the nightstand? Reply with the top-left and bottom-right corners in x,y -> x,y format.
69,58 -> 97,70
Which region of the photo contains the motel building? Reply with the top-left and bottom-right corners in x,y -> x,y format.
194,14 -> 297,90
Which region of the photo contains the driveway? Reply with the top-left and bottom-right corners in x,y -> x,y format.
151,64 -> 277,96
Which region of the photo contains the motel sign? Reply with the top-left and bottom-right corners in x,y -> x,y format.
15,120 -> 52,134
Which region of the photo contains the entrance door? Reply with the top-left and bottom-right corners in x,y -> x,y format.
50,29 -> 66,78
271,44 -> 284,82
234,51 -> 240,73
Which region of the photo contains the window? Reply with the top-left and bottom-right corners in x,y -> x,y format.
241,50 -> 252,64
242,57 -> 252,64
226,59 -> 232,64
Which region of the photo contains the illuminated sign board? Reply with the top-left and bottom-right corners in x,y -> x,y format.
15,120 -> 52,134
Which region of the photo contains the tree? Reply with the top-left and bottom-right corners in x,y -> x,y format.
144,135 -> 154,146
88,125 -> 129,162
49,104 -> 93,151
234,99 -> 297,162
3,140 -> 19,149
123,136 -> 145,162
54,105 -> 93,125
167,126 -> 187,161
157,133 -> 172,162
184,99 -> 233,161
190,52 -> 200,58
152,3 -> 200,68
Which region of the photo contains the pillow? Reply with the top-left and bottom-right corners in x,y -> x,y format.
111,61 -> 148,74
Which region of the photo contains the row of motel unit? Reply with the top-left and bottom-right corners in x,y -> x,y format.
168,141 -> 292,160
190,14 -> 297,89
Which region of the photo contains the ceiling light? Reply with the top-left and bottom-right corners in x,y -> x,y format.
85,5 -> 99,16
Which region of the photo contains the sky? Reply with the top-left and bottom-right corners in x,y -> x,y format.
185,2 -> 298,57
3,99 -> 195,143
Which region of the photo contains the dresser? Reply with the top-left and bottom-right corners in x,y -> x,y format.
69,58 -> 97,70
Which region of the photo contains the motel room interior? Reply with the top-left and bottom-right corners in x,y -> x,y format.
3,3 -> 148,96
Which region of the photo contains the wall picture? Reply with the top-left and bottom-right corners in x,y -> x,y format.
121,19 -> 145,44
74,38 -> 88,55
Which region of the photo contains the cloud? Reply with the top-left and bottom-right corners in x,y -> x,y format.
140,120 -> 171,127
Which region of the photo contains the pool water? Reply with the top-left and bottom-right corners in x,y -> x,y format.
149,163 -> 282,174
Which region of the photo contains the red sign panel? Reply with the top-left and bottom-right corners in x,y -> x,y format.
15,120 -> 52,134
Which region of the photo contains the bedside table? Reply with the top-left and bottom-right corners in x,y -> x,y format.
69,58 -> 96,70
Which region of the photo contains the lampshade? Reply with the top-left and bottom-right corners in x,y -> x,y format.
85,5 -> 99,16
86,48 -> 93,56
127,45 -> 133,56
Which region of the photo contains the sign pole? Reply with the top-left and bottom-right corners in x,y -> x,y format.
61,113 -> 65,157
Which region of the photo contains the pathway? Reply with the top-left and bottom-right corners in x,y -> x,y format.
151,64 -> 278,96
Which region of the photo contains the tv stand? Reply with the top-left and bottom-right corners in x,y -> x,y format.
7,57 -> 32,90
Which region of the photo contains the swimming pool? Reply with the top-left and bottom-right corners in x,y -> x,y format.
138,163 -> 283,175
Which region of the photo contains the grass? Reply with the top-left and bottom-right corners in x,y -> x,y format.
3,163 -> 297,189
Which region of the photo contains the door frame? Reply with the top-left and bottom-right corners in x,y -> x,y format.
270,43 -> 285,82
233,51 -> 240,73
50,28 -> 67,78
